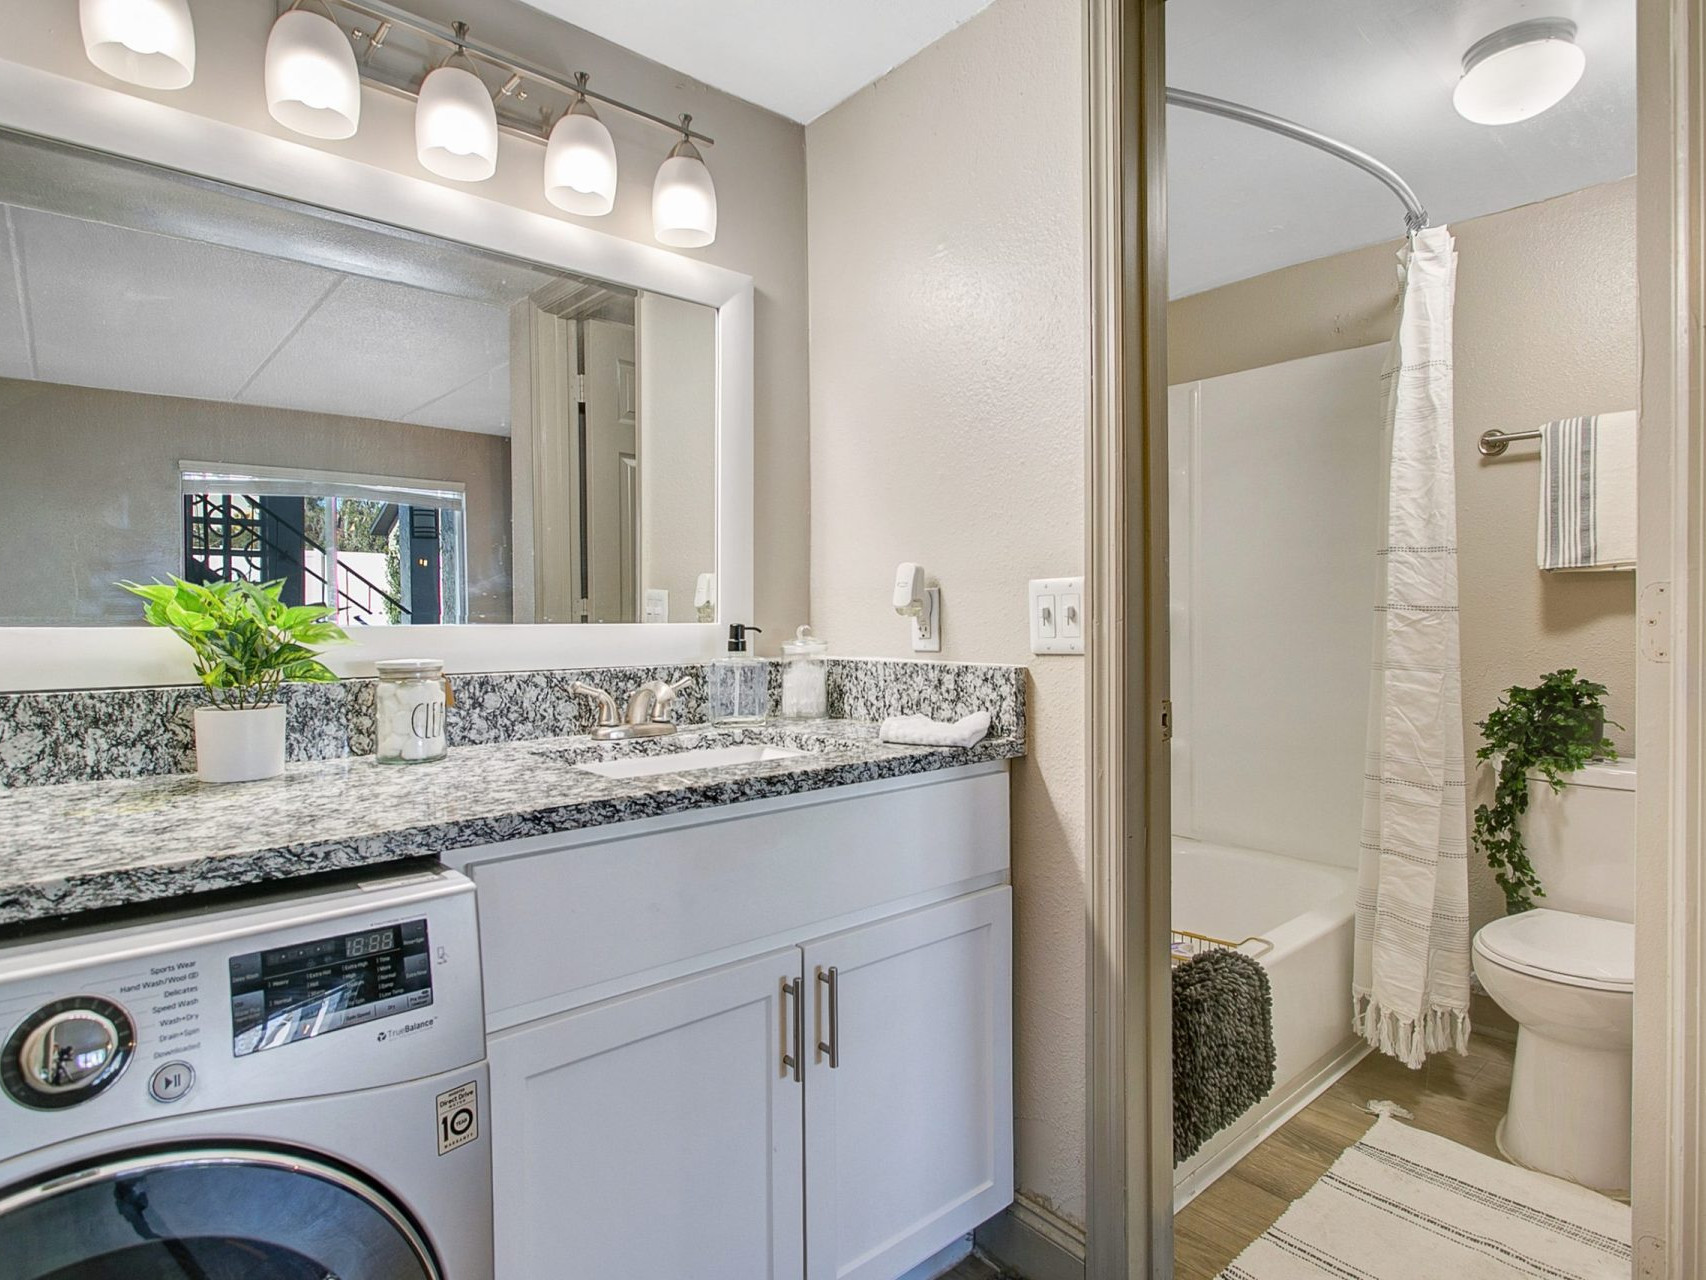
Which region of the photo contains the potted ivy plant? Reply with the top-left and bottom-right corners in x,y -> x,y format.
1473,668 -> 1619,914
122,577 -> 347,784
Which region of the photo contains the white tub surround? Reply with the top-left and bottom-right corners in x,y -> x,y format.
1171,838 -> 1364,1207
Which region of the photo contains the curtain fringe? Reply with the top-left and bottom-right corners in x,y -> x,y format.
1352,991 -> 1471,1070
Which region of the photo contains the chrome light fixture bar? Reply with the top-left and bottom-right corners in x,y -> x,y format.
322,0 -> 715,149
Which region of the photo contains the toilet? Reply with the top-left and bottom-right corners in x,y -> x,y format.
1472,758 -> 1636,1194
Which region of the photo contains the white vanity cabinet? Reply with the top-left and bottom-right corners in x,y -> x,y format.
487,947 -> 806,1279
454,763 -> 1014,1280
803,890 -> 1013,1280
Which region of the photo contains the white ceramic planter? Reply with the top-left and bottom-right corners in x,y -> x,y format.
194,705 -> 287,783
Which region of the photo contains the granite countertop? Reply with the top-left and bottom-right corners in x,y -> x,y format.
0,720 -> 1022,928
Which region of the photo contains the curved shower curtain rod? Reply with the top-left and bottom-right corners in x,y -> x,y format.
1167,88 -> 1430,233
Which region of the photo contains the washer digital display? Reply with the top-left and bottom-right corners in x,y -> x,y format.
228,918 -> 432,1056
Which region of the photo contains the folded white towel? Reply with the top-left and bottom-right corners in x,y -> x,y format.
878,711 -> 991,748
1538,411 -> 1636,572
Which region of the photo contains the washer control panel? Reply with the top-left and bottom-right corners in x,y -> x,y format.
0,866 -> 482,1163
229,917 -> 433,1057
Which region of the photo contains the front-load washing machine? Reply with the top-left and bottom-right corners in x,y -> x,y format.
0,863 -> 492,1279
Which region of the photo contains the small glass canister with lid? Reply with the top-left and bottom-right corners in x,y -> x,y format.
780,625 -> 829,719
375,658 -> 452,764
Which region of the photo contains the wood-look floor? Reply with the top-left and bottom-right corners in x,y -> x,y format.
941,1255 -> 1016,1279
1172,1031 -> 1519,1280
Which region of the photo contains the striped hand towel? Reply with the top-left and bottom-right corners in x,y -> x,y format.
1538,411 -> 1637,571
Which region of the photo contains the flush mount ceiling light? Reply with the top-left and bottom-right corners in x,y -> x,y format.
415,23 -> 499,182
1453,17 -> 1586,125
265,2 -> 361,140
544,74 -> 618,217
80,0 -> 196,90
652,116 -> 718,248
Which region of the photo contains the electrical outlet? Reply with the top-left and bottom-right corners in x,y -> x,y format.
1029,577 -> 1085,655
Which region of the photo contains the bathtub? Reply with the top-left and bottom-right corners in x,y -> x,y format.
1171,836 -> 1366,1208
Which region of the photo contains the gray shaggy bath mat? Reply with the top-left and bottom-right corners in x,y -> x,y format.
1173,947 -> 1276,1164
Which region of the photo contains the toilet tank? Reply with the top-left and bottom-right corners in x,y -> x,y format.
1516,758 -> 1636,921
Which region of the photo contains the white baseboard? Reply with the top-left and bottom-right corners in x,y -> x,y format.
1173,1036 -> 1371,1211
974,1195 -> 1086,1280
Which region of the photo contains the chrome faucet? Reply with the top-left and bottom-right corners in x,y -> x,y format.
571,677 -> 695,741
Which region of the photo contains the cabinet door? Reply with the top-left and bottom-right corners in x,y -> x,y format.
489,947 -> 806,1280
803,887 -> 1014,1280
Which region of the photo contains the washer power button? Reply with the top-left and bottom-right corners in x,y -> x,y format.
148,1061 -> 195,1103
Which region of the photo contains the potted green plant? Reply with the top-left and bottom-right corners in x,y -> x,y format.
122,577 -> 347,784
1473,668 -> 1619,914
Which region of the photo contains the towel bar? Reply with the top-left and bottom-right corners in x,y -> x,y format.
1479,427 -> 1542,456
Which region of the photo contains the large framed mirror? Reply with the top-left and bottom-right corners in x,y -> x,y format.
0,65 -> 753,687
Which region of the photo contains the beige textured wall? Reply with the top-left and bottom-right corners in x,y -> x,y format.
1170,179 -> 1639,935
1,0 -> 809,648
806,0 -> 1088,1230
0,377 -> 512,625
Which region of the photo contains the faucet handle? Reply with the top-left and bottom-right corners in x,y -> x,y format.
628,676 -> 695,725
570,681 -> 621,728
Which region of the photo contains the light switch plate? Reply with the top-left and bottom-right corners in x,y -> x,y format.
643,589 -> 669,623
1029,577 -> 1085,655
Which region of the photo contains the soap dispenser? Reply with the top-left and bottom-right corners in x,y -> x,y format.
709,623 -> 766,724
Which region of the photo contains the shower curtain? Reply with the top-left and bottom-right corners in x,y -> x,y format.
1352,225 -> 1472,1068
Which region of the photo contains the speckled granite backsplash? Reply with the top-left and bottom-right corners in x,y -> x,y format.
0,658 -> 1024,789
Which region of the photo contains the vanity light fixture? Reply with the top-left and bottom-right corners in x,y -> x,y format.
1453,18 -> 1586,125
266,1 -> 362,140
80,0 -> 196,90
652,116 -> 718,248
69,1 -> 725,246
415,22 -> 499,182
544,74 -> 619,216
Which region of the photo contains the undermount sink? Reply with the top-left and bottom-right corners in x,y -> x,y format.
574,744 -> 809,780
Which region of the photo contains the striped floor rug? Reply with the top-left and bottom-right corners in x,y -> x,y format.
1218,1117 -> 1631,1279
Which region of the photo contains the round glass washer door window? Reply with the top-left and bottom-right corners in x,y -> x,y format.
0,1146 -> 440,1280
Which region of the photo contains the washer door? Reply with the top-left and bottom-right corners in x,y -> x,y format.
0,1147 -> 441,1279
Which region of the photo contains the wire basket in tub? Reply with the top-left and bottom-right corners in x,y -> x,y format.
1170,928 -> 1274,966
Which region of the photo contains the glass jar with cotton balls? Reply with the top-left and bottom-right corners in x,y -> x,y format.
375,659 -> 451,764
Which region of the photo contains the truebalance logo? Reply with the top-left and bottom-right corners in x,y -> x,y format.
376,1017 -> 436,1043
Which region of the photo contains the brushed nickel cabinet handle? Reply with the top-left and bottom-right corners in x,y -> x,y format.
781,975 -> 804,1083
815,966 -> 840,1068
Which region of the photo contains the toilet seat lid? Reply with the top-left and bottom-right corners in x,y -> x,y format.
1476,909 -> 1634,991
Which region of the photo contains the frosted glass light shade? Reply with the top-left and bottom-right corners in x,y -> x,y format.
652,140 -> 717,248
80,0 -> 196,90
416,59 -> 498,182
545,103 -> 618,216
1453,19 -> 1586,125
266,8 -> 361,140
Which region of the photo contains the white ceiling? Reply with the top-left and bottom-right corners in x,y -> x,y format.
515,0 -> 997,123
0,206 -> 522,436
1166,0 -> 1637,297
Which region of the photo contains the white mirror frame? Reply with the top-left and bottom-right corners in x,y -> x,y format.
0,61 -> 753,690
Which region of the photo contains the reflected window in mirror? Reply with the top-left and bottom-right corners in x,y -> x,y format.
0,129 -> 717,627
181,466 -> 470,627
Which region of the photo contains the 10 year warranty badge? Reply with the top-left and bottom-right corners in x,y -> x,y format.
435,1080 -> 479,1156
